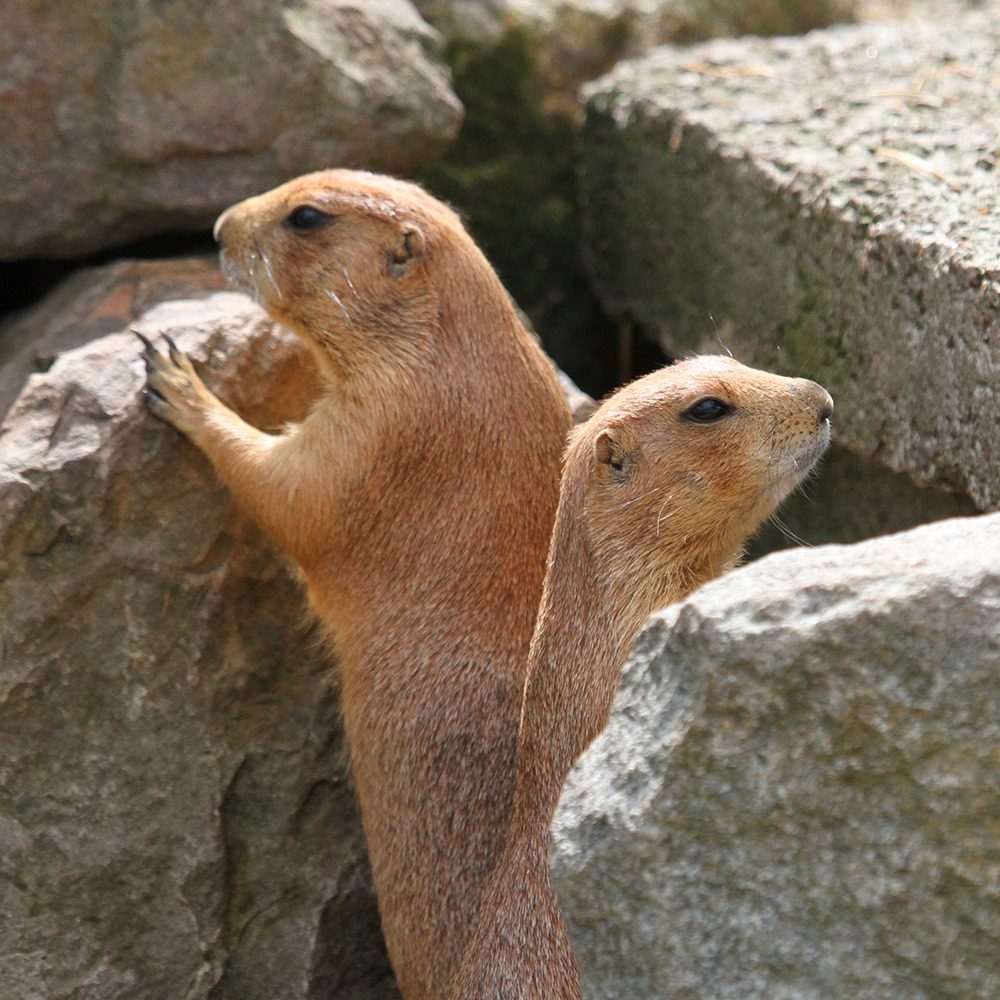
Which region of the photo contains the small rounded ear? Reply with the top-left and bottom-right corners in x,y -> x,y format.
594,428 -> 629,476
388,224 -> 426,277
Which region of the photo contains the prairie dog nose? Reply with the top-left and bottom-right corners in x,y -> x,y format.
794,378 -> 834,423
213,206 -> 233,244
817,392 -> 834,424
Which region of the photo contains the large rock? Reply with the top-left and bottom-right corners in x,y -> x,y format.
581,11 -> 1000,509
0,0 -> 461,260
416,0 -> 856,112
0,289 -> 399,998
554,513 -> 1000,999
0,257 -> 227,420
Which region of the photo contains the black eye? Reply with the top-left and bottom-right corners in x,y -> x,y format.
285,205 -> 333,231
683,397 -> 732,423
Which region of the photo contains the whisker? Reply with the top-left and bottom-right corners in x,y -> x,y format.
243,249 -> 260,304
342,267 -> 360,298
326,288 -> 352,325
655,496 -> 674,537
769,511 -> 811,548
260,248 -> 282,301
619,487 -> 664,510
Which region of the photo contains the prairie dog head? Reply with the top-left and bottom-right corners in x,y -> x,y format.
570,355 -> 833,610
213,170 -> 458,382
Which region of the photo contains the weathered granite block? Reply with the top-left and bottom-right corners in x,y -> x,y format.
554,513 -> 1000,1000
581,12 -> 1000,508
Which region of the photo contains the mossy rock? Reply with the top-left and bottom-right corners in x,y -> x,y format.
415,29 -> 620,397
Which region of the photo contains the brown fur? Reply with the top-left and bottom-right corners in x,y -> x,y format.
451,356 -> 833,999
139,169 -> 572,999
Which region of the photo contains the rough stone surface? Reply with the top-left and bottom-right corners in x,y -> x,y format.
0,294 -> 399,999
553,513 -> 1000,1000
0,0 -> 462,260
0,257 -> 227,420
581,10 -> 1000,509
416,0 -> 854,114
860,0 -> 986,22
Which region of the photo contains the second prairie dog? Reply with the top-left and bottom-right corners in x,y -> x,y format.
139,169 -> 571,999
451,355 -> 833,999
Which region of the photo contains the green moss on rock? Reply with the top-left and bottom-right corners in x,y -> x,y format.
415,28 -> 620,396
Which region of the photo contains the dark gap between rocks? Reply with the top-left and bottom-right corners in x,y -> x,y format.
749,445 -> 978,558
0,230 -> 216,321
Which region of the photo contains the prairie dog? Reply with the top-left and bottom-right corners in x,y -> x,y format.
140,169 -> 572,998
451,356 -> 833,998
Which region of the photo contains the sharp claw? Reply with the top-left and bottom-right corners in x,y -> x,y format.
143,386 -> 169,407
163,334 -> 181,362
132,329 -> 156,354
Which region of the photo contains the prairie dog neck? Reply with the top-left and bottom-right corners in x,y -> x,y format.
519,355 -> 834,824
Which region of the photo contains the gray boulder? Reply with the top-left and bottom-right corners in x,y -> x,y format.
0,288 -> 397,999
0,0 -> 461,260
554,513 -> 1000,999
581,11 -> 1000,509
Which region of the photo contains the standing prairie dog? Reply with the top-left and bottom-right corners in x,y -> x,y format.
138,169 -> 572,999
451,356 -> 833,999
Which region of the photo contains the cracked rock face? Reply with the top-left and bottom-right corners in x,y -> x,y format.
581,9 -> 1000,508
0,0 -> 462,260
553,513 -> 1000,1000
0,279 -> 399,999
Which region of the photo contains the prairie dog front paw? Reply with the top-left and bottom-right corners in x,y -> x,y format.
135,331 -> 218,437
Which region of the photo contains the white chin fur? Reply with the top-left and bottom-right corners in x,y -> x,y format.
773,423 -> 831,496
219,249 -> 255,296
